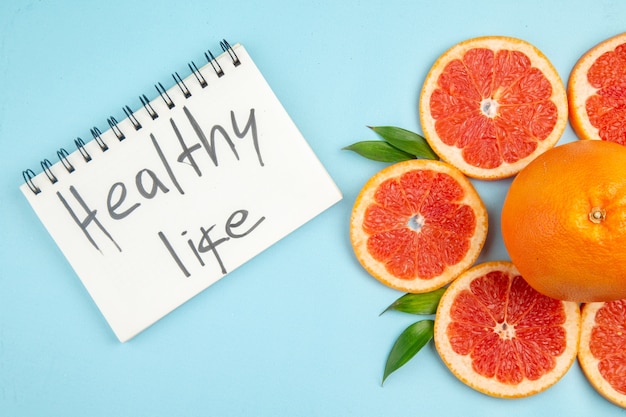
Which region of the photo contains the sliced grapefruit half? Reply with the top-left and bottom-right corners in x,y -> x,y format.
579,300 -> 626,408
568,32 -> 626,144
350,159 -> 487,293
420,36 -> 568,179
434,261 -> 581,398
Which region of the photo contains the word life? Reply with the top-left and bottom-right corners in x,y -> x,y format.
159,209 -> 265,278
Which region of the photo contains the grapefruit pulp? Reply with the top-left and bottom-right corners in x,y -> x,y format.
568,32 -> 626,144
420,36 -> 568,179
350,159 -> 487,293
579,300 -> 626,408
434,261 -> 581,398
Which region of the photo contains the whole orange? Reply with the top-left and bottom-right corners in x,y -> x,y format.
501,139 -> 626,302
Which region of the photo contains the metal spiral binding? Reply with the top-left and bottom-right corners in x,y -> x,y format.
188,61 -> 207,88
40,159 -> 58,184
57,148 -> 75,173
155,82 -> 175,109
23,169 -> 40,194
123,106 -> 142,131
107,117 -> 125,140
173,72 -> 192,98
221,40 -> 241,66
90,127 -> 109,151
205,49 -> 224,77
75,138 -> 91,162
139,94 -> 158,120
21,39 -> 240,195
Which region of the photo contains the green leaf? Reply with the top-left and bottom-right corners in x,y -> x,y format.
369,126 -> 439,160
382,320 -> 434,385
343,141 -> 416,162
380,288 -> 446,316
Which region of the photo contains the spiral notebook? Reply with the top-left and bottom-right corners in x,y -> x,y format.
20,40 -> 342,342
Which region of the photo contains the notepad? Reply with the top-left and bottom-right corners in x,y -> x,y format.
20,41 -> 342,342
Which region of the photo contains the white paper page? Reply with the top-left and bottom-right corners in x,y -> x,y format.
20,44 -> 342,342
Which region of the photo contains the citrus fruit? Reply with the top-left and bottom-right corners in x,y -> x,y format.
419,36 -> 568,180
434,261 -> 581,398
350,159 -> 488,293
501,139 -> 626,302
568,32 -> 626,144
579,300 -> 626,408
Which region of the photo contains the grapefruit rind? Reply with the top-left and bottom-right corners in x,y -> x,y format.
349,159 -> 488,293
420,36 -> 568,180
579,302 -> 626,409
567,32 -> 626,142
433,261 -> 581,399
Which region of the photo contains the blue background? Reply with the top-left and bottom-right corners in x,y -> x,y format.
2,1 -> 626,416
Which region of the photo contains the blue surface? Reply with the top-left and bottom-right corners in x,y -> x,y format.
2,1 -> 626,416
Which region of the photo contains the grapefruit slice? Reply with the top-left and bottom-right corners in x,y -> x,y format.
434,261 -> 581,398
568,32 -> 626,144
579,300 -> 626,408
420,36 -> 568,179
350,159 -> 487,293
